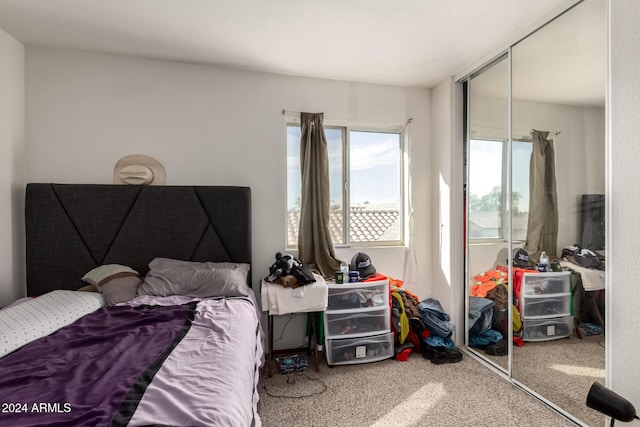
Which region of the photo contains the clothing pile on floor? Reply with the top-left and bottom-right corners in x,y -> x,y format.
468,268 -> 521,356
389,279 -> 463,364
337,252 -> 463,364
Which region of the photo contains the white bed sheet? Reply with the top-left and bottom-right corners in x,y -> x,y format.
0,290 -> 104,359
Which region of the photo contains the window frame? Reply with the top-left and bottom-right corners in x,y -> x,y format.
286,122 -> 405,249
510,137 -> 533,242
467,137 -> 531,243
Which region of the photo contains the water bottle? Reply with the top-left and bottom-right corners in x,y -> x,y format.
539,251 -> 549,272
340,260 -> 349,275
335,260 -> 349,284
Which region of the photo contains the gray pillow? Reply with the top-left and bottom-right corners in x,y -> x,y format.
138,258 -> 250,298
99,275 -> 142,305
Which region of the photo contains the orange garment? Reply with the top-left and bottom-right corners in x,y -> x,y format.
473,269 -> 507,284
470,281 -> 498,298
471,269 -> 507,297
389,277 -> 403,288
496,265 -> 538,307
362,272 -> 388,282
388,277 -> 420,302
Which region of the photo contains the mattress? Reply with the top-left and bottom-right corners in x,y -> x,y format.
0,291 -> 264,427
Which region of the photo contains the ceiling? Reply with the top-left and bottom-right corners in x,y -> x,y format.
0,0 -> 584,90
471,0 -> 606,107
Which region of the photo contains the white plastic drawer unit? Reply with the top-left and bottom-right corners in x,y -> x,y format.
324,307 -> 390,339
520,294 -> 572,319
326,332 -> 394,365
326,280 -> 388,311
521,271 -> 571,296
324,279 -> 391,365
522,316 -> 573,341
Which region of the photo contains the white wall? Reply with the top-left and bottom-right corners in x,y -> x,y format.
609,0 -> 640,411
430,77 -> 465,343
24,47 -> 430,349
0,28 -> 25,307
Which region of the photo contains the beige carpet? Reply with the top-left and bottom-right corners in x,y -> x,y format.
476,332 -> 606,426
511,335 -> 605,427
259,352 -> 577,427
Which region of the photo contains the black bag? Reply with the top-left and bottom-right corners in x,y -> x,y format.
267,252 -> 316,285
574,250 -> 603,269
291,264 -> 316,285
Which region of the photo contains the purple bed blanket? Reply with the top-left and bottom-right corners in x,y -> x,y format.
0,296 -> 263,427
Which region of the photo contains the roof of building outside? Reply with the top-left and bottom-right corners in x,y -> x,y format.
287,205 -> 400,247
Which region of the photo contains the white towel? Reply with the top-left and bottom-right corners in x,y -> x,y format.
261,274 -> 328,315
559,260 -> 605,291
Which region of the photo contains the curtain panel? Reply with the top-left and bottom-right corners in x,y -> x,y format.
524,130 -> 558,260
298,112 -> 341,277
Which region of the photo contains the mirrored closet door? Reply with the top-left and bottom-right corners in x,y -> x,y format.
463,1 -> 606,425
465,53 -> 511,373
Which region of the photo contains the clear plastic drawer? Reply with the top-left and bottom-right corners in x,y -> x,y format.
521,271 -> 571,295
522,316 -> 573,341
324,307 -> 390,339
521,293 -> 571,318
325,332 -> 394,365
327,280 -> 388,310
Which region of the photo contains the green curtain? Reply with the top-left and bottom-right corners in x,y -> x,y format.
298,112 -> 341,277
524,130 -> 558,260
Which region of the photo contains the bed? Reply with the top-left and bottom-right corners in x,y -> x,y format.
0,183 -> 263,427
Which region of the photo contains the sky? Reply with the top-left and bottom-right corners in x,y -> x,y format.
287,131 -> 530,213
287,127 -> 400,209
469,139 -> 531,212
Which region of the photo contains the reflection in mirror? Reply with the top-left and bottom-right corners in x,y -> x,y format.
510,0 -> 606,425
465,53 -> 511,372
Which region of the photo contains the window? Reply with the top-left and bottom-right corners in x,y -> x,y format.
468,138 -> 531,241
287,125 -> 403,248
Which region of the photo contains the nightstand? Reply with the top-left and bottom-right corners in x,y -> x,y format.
261,274 -> 328,376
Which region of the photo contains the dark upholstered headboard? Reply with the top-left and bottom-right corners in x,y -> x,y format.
25,184 -> 252,296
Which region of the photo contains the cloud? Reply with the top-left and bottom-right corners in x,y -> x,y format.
350,138 -> 399,171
